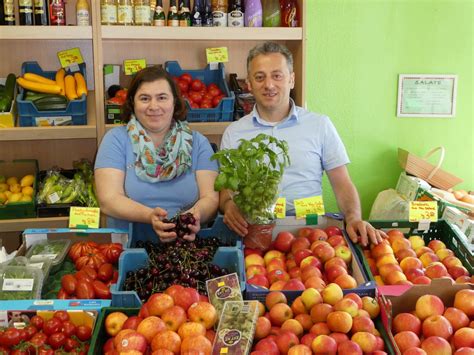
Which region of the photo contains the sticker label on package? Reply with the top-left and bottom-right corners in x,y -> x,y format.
31,254 -> 57,260
47,192 -> 61,204
409,201 -> 438,222
28,262 -> 44,269
3,278 -> 34,291
35,117 -> 73,127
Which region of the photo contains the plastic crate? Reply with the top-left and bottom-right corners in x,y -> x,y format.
165,61 -> 235,122
89,307 -> 140,355
111,246 -> 245,307
17,61 -> 87,126
352,219 -> 474,292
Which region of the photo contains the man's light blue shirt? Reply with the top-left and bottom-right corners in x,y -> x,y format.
220,100 -> 350,214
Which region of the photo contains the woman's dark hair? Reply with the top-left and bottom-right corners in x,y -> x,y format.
121,66 -> 187,122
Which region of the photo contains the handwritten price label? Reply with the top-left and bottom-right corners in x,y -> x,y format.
273,197 -> 286,219
123,59 -> 147,75
294,196 -> 325,219
206,47 -> 229,63
57,48 -> 84,68
409,201 -> 438,222
69,207 -> 100,229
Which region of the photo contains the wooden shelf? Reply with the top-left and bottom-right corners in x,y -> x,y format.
105,121 -> 230,136
0,92 -> 97,141
0,26 -> 93,40
0,216 -> 69,233
101,26 -> 303,41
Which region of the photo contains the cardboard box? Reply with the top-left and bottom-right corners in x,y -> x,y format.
0,77 -> 16,128
416,188 -> 471,218
396,172 -> 431,201
442,205 -> 470,232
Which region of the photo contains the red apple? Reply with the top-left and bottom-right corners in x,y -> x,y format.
122,315 -> 143,330
254,338 -> 279,355
351,331 -> 378,353
147,293 -> 174,316
416,295 -> 445,320
422,315 -> 453,339
255,316 -> 272,340
284,279 -> 305,291
161,306 -> 187,332
297,227 -> 314,239
275,330 -> 300,354
421,336 -> 452,355
310,303 -> 333,323
136,316 -> 166,343
325,265 -> 347,283
180,334 -> 212,354
244,247 -> 263,257
327,311 -> 353,333
412,275 -> 432,284
327,235 -> 346,248
311,334 -> 337,354
269,303 -> 293,326
265,291 -> 288,310
291,238 -> 311,254
248,274 -> 270,288
312,242 -> 335,263
151,330 -> 181,353
105,311 -> 128,337
274,231 -> 296,252
444,307 -> 470,331
294,249 -> 313,266
454,289 -> 474,317
115,330 -> 147,353
392,312 -> 421,335
325,226 -> 342,237
337,340 -> 362,355
187,301 -> 218,330
299,256 -> 322,270
300,333 -> 316,348
453,327 -> 474,349
394,331 -> 420,353
173,287 -> 199,311
306,228 -> 328,243
247,264 -> 267,278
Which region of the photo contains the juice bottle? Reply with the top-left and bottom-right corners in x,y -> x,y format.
34,0 -> 49,25
280,0 -> 298,27
117,0 -> 133,25
19,0 -> 34,25
228,0 -> 243,27
50,0 -> 66,25
101,0 -> 117,25
262,0 -> 280,27
134,0 -> 151,25
76,0 -> 90,26
211,0 -> 227,27
244,0 -> 261,27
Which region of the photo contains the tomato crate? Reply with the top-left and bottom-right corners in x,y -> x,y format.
351,220 -> 474,294
89,307 -> 140,355
165,61 -> 235,122
244,215 -> 376,303
17,61 -> 87,127
0,159 -> 38,220
110,246 -> 245,307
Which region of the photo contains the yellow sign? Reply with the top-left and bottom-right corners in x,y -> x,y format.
57,48 -> 84,68
274,197 -> 286,219
69,207 -> 100,229
123,59 -> 147,75
294,196 -> 325,219
206,47 -> 229,63
409,201 -> 438,222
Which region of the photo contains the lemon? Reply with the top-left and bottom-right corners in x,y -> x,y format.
20,174 -> 35,187
22,186 -> 34,196
9,183 -> 21,194
8,192 -> 23,203
20,195 -> 32,202
0,192 -> 6,204
6,176 -> 18,186
0,183 -> 8,192
4,191 -> 12,199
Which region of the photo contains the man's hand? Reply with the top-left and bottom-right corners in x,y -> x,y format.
150,207 -> 177,242
222,199 -> 248,237
346,220 -> 387,247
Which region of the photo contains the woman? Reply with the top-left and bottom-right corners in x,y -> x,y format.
95,66 -> 219,241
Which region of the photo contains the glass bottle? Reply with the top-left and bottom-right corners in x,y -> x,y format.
101,0 -> 117,25
228,0 -> 243,27
202,0 -> 213,26
244,0 -> 261,27
178,0 -> 190,27
280,0 -> 298,27
0,0 -> 5,25
34,0 -> 48,25
152,0 -> 164,26
262,0 -> 280,27
4,0 -> 14,25
49,0 -> 66,25
19,0 -> 34,25
167,0 -> 179,27
76,0 -> 90,26
117,0 -> 133,25
134,0 -> 151,26
211,0 -> 227,26
191,0 -> 202,26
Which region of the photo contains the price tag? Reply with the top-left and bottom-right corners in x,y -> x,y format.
69,207 -> 100,229
409,201 -> 438,222
294,196 -> 325,219
123,59 -> 147,76
273,197 -> 286,219
57,48 -> 84,68
206,47 -> 229,63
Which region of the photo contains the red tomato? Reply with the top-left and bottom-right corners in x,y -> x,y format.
103,337 -> 115,352
76,325 -> 92,342
61,274 -> 77,295
17,328 -> 28,342
190,102 -> 200,109
208,86 -> 222,97
64,337 -> 80,352
2,328 -> 21,347
179,73 -> 193,84
30,315 -> 44,330
38,347 -> 54,355
53,311 -> 69,323
98,244 -> 123,264
177,79 -> 189,94
172,76 -> 179,84
92,280 -> 111,299
57,288 -> 69,299
115,89 -> 128,101
43,318 -> 62,336
212,95 -> 225,107
81,266 -> 98,280
68,242 -> 99,261
11,349 -> 28,355
203,93 -> 214,102
29,332 -> 48,348
200,101 -> 212,109
190,79 -> 204,92
61,320 -> 76,338
97,263 -> 114,282
23,325 -> 37,340
111,270 -> 118,283
107,97 -> 125,105
48,332 -> 66,350
75,252 -> 107,271
188,91 -> 203,104
208,83 -> 219,90
75,270 -> 93,283
76,281 -> 95,299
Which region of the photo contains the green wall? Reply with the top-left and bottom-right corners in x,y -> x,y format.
306,0 -> 473,218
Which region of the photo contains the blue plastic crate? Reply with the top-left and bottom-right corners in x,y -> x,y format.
17,61 -> 87,126
165,61 -> 235,122
111,246 -> 245,307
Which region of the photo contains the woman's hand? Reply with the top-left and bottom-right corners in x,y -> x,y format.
181,209 -> 201,241
150,207 -> 177,242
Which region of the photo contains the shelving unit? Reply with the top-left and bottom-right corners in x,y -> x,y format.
0,0 -> 306,235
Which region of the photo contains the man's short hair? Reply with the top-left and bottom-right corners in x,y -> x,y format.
247,42 -> 294,73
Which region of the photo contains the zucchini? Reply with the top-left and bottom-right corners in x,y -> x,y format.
0,97 -> 10,112
4,73 -> 16,101
33,94 -> 69,111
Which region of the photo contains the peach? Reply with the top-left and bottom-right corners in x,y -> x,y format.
453,327 -> 474,349
413,275 -> 432,284
394,331 -> 420,353
415,295 -> 445,320
245,253 -> 265,268
326,311 -> 353,333
419,252 -> 440,267
396,248 -> 418,261
415,246 -> 434,257
351,331 -> 378,353
384,271 -> 407,285
344,293 -> 363,309
425,262 -> 449,279
300,287 -> 322,310
337,340 -> 362,355
294,313 -> 313,331
309,303 -> 333,323
428,240 -> 446,252
400,257 -> 423,272
408,235 -> 425,249
321,283 -> 343,305
334,298 -> 359,317
269,303 -> 293,326
311,334 -> 337,354
393,312 -> 421,335
391,238 -> 412,253
422,315 -> 453,339
454,289 -> 474,317
281,319 -> 304,337
405,267 -> 425,282
265,291 -> 288,311
442,255 -> 463,268
436,248 -> 454,261
328,332 -> 349,344
287,344 -> 312,355
376,254 -> 399,268
448,265 -> 469,279
309,322 -> 330,336
334,274 -> 358,289
444,307 -> 470,331
371,243 -> 394,259
351,315 -> 375,333
420,336 -> 452,355
362,296 -> 380,319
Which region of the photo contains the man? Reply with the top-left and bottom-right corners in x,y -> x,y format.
220,42 -> 385,246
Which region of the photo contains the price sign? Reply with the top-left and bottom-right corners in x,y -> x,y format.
206,47 -> 229,63
69,207 -> 100,229
294,196 -> 325,219
123,59 -> 147,75
57,48 -> 84,68
273,197 -> 286,219
409,201 -> 438,222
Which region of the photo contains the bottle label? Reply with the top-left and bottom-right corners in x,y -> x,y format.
264,11 -> 280,27
19,0 -> 33,6
283,7 -> 297,27
34,0 -> 44,6
77,9 -> 89,26
134,5 -> 151,24
228,10 -> 243,27
118,5 -> 133,24
51,4 -> 65,25
101,4 -> 117,24
246,10 -> 262,27
212,11 -> 227,26
4,0 -> 14,15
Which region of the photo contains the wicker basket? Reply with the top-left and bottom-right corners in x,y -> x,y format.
398,147 -> 463,190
